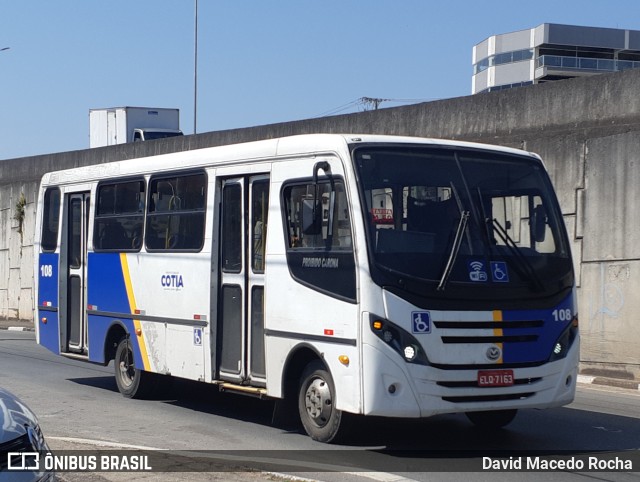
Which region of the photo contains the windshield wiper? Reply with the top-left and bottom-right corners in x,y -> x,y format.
437,210 -> 469,291
476,188 -> 495,253
489,217 -> 545,292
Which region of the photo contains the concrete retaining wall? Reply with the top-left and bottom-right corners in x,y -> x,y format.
3,68 -> 640,380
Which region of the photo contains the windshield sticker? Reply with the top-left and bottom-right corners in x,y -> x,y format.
468,260 -> 488,282
412,312 -> 431,334
491,261 -> 510,283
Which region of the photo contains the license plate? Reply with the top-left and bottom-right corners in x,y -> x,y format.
478,369 -> 514,387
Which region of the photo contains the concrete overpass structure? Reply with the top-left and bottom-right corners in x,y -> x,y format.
2,68 -> 640,382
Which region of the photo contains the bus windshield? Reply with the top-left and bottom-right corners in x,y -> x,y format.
353,145 -> 573,301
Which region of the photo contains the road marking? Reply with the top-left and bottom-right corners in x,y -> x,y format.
49,437 -> 418,481
49,436 -> 161,450
346,472 -> 418,481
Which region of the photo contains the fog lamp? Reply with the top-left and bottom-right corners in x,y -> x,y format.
404,345 -> 417,361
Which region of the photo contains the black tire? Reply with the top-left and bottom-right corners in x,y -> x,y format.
298,360 -> 344,443
114,337 -> 156,399
466,409 -> 518,429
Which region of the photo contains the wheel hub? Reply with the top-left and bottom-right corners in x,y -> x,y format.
304,378 -> 332,427
118,349 -> 135,387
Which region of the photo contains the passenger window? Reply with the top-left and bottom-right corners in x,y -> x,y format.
282,178 -> 356,302
146,172 -> 206,251
283,180 -> 352,250
41,188 -> 61,252
94,180 -> 145,251
251,180 -> 269,273
221,183 -> 242,272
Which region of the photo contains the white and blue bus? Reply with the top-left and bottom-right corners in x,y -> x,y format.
34,134 -> 578,442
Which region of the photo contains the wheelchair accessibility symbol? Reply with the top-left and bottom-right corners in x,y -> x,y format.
491,261 -> 509,283
193,328 -> 203,346
412,311 -> 431,334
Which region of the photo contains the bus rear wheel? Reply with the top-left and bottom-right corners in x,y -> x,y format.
114,338 -> 155,399
466,409 -> 517,429
298,361 -> 344,443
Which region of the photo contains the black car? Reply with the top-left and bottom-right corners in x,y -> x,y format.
0,387 -> 53,481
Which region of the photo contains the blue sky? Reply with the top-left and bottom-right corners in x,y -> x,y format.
1,1 -> 639,159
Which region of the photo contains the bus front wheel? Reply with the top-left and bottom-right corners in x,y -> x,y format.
466,409 -> 517,429
298,361 -> 344,443
114,338 -> 155,398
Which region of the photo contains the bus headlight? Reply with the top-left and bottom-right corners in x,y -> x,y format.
549,321 -> 578,362
370,314 -> 429,365
403,345 -> 417,361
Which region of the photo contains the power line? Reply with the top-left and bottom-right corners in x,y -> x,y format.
385,97 -> 438,104
361,97 -> 440,109
314,97 -> 439,118
314,99 -> 363,117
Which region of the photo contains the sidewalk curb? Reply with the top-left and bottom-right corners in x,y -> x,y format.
577,374 -> 640,391
0,325 -> 34,332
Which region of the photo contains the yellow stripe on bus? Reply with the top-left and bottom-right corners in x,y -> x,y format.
120,253 -> 150,371
492,310 -> 504,364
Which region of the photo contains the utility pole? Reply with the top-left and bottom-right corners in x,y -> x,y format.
193,0 -> 198,134
360,97 -> 389,110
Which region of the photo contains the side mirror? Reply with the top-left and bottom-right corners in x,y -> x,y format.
532,204 -> 547,243
302,198 -> 322,235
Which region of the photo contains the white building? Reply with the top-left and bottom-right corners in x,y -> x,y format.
473,23 -> 640,94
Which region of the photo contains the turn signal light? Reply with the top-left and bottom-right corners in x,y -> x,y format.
338,355 -> 350,366
41,317 -> 47,324
372,320 -> 383,330
135,328 -> 142,336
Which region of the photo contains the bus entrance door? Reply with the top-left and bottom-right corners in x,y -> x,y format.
62,192 -> 90,354
217,175 -> 269,386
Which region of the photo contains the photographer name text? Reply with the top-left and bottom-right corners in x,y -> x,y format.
483,456 -> 633,471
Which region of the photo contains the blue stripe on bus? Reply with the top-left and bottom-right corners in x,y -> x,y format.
500,293 -> 575,364
38,253 -> 60,354
38,253 -> 58,306
87,315 -> 138,365
38,308 -> 60,355
87,253 -> 143,368
87,253 -> 131,314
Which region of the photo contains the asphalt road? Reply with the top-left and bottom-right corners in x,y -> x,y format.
1,330 -> 639,482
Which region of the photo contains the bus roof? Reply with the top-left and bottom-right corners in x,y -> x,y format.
40,134 -> 540,187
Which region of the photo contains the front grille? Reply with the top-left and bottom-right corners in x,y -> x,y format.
430,360 -> 544,370
434,320 -> 544,329
441,335 -> 538,344
0,433 -> 32,470
437,377 -> 542,388
442,392 -> 535,403
434,319 -> 543,346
